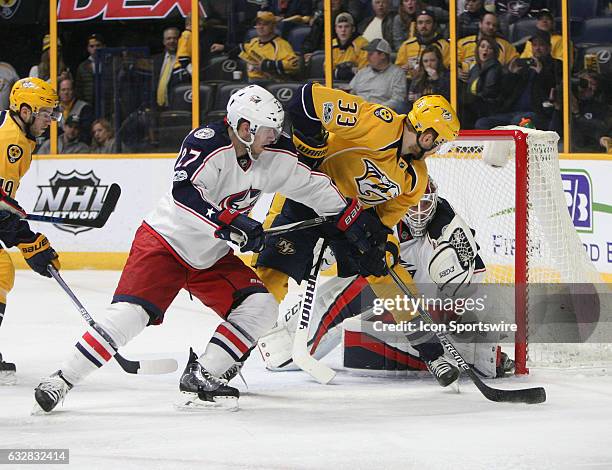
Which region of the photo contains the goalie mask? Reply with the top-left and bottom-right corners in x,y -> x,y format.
404,177 -> 438,237
226,84 -> 284,153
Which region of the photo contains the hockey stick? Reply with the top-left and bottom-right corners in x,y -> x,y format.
386,266 -> 546,404
229,216 -> 333,248
292,239 -> 336,384
47,266 -> 178,375
25,183 -> 121,228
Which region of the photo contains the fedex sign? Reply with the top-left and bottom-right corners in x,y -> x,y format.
58,0 -> 191,22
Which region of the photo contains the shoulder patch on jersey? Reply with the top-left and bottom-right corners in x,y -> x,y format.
7,144 -> 23,164
194,128 -> 215,139
173,170 -> 188,182
374,107 -> 393,123
322,102 -> 334,124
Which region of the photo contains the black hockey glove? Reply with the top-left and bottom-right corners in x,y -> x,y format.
214,209 -> 265,253
334,199 -> 391,254
0,189 -> 36,248
18,233 -> 61,278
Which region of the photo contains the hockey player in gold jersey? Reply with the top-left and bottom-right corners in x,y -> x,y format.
254,83 -> 463,387
0,77 -> 61,383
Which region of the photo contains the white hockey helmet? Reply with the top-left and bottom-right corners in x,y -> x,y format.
404,177 -> 438,237
226,84 -> 284,148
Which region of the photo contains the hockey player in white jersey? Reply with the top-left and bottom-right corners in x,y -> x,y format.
34,85 -> 385,413
258,178 -> 515,379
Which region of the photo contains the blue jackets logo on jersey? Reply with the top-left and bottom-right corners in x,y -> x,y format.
355,159 -> 400,205
220,187 -> 261,213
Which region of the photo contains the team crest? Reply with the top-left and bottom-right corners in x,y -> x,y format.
219,187 -> 261,213
322,102 -> 334,124
442,110 -> 452,121
7,144 -> 23,163
355,159 -> 400,205
276,238 -> 296,255
0,0 -> 20,20
374,107 -> 393,123
249,95 -> 262,104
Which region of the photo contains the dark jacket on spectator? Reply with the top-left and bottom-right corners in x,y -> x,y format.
458,8 -> 485,38
357,12 -> 396,46
466,58 -> 504,117
408,69 -> 450,106
502,55 -> 562,117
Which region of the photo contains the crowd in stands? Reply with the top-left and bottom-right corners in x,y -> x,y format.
0,0 -> 610,153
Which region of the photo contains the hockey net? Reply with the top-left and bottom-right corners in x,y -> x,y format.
428,126 -> 611,373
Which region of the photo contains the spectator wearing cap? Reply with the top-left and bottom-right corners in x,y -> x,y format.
520,9 -> 565,61
349,38 -> 408,113
75,33 -> 105,106
358,0 -> 396,44
396,9 -> 449,79
332,13 -> 369,81
302,0 -> 348,63
458,0 -> 487,38
91,118 -> 117,154
58,77 -> 94,144
28,34 -> 70,83
239,11 -> 299,82
38,115 -> 90,155
475,30 -> 562,131
457,12 -> 518,81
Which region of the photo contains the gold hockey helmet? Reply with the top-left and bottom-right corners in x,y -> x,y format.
407,95 -> 459,145
10,77 -> 60,116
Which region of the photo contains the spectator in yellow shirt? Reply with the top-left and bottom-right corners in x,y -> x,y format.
332,13 -> 369,81
239,11 -> 299,82
520,9 -> 566,61
395,9 -> 449,79
457,11 -> 518,82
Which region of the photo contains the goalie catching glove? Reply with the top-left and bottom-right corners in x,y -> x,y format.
214,209 -> 265,253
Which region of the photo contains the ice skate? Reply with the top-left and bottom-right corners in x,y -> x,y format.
176,348 -> 239,411
426,356 -> 460,387
33,371 -> 73,413
0,353 -> 17,386
496,351 -> 516,378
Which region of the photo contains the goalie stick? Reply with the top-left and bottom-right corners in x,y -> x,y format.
25,183 -> 121,228
386,265 -> 546,404
47,266 -> 178,375
292,239 -> 336,384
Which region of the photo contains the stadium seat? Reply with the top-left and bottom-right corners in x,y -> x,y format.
287,25 -> 311,54
156,111 -> 192,152
509,18 -> 537,44
170,84 -> 214,114
570,0 -> 599,19
212,82 -> 249,112
202,55 -> 247,82
265,82 -> 303,108
576,18 -> 612,44
576,44 -> 612,77
306,50 -> 325,79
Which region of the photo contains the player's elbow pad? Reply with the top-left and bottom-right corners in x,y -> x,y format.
292,127 -> 329,160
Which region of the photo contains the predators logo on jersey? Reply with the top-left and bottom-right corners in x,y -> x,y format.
7,144 -> 22,163
355,159 -> 400,205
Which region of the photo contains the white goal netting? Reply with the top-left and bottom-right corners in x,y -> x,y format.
428,126 -> 612,371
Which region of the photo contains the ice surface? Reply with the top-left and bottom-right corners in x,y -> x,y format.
1,271 -> 612,470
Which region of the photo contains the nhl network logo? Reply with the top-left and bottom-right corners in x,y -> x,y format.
33,170 -> 111,235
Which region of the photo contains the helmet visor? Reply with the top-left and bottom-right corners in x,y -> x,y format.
35,107 -> 62,122
255,125 -> 282,143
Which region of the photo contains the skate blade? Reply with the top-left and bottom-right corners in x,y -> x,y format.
174,392 -> 239,412
31,402 -> 51,416
0,371 -> 17,386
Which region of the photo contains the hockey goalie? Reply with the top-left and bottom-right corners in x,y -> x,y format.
257,178 -> 516,379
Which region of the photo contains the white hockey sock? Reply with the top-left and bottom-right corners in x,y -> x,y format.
199,293 -> 277,377
60,302 -> 149,385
